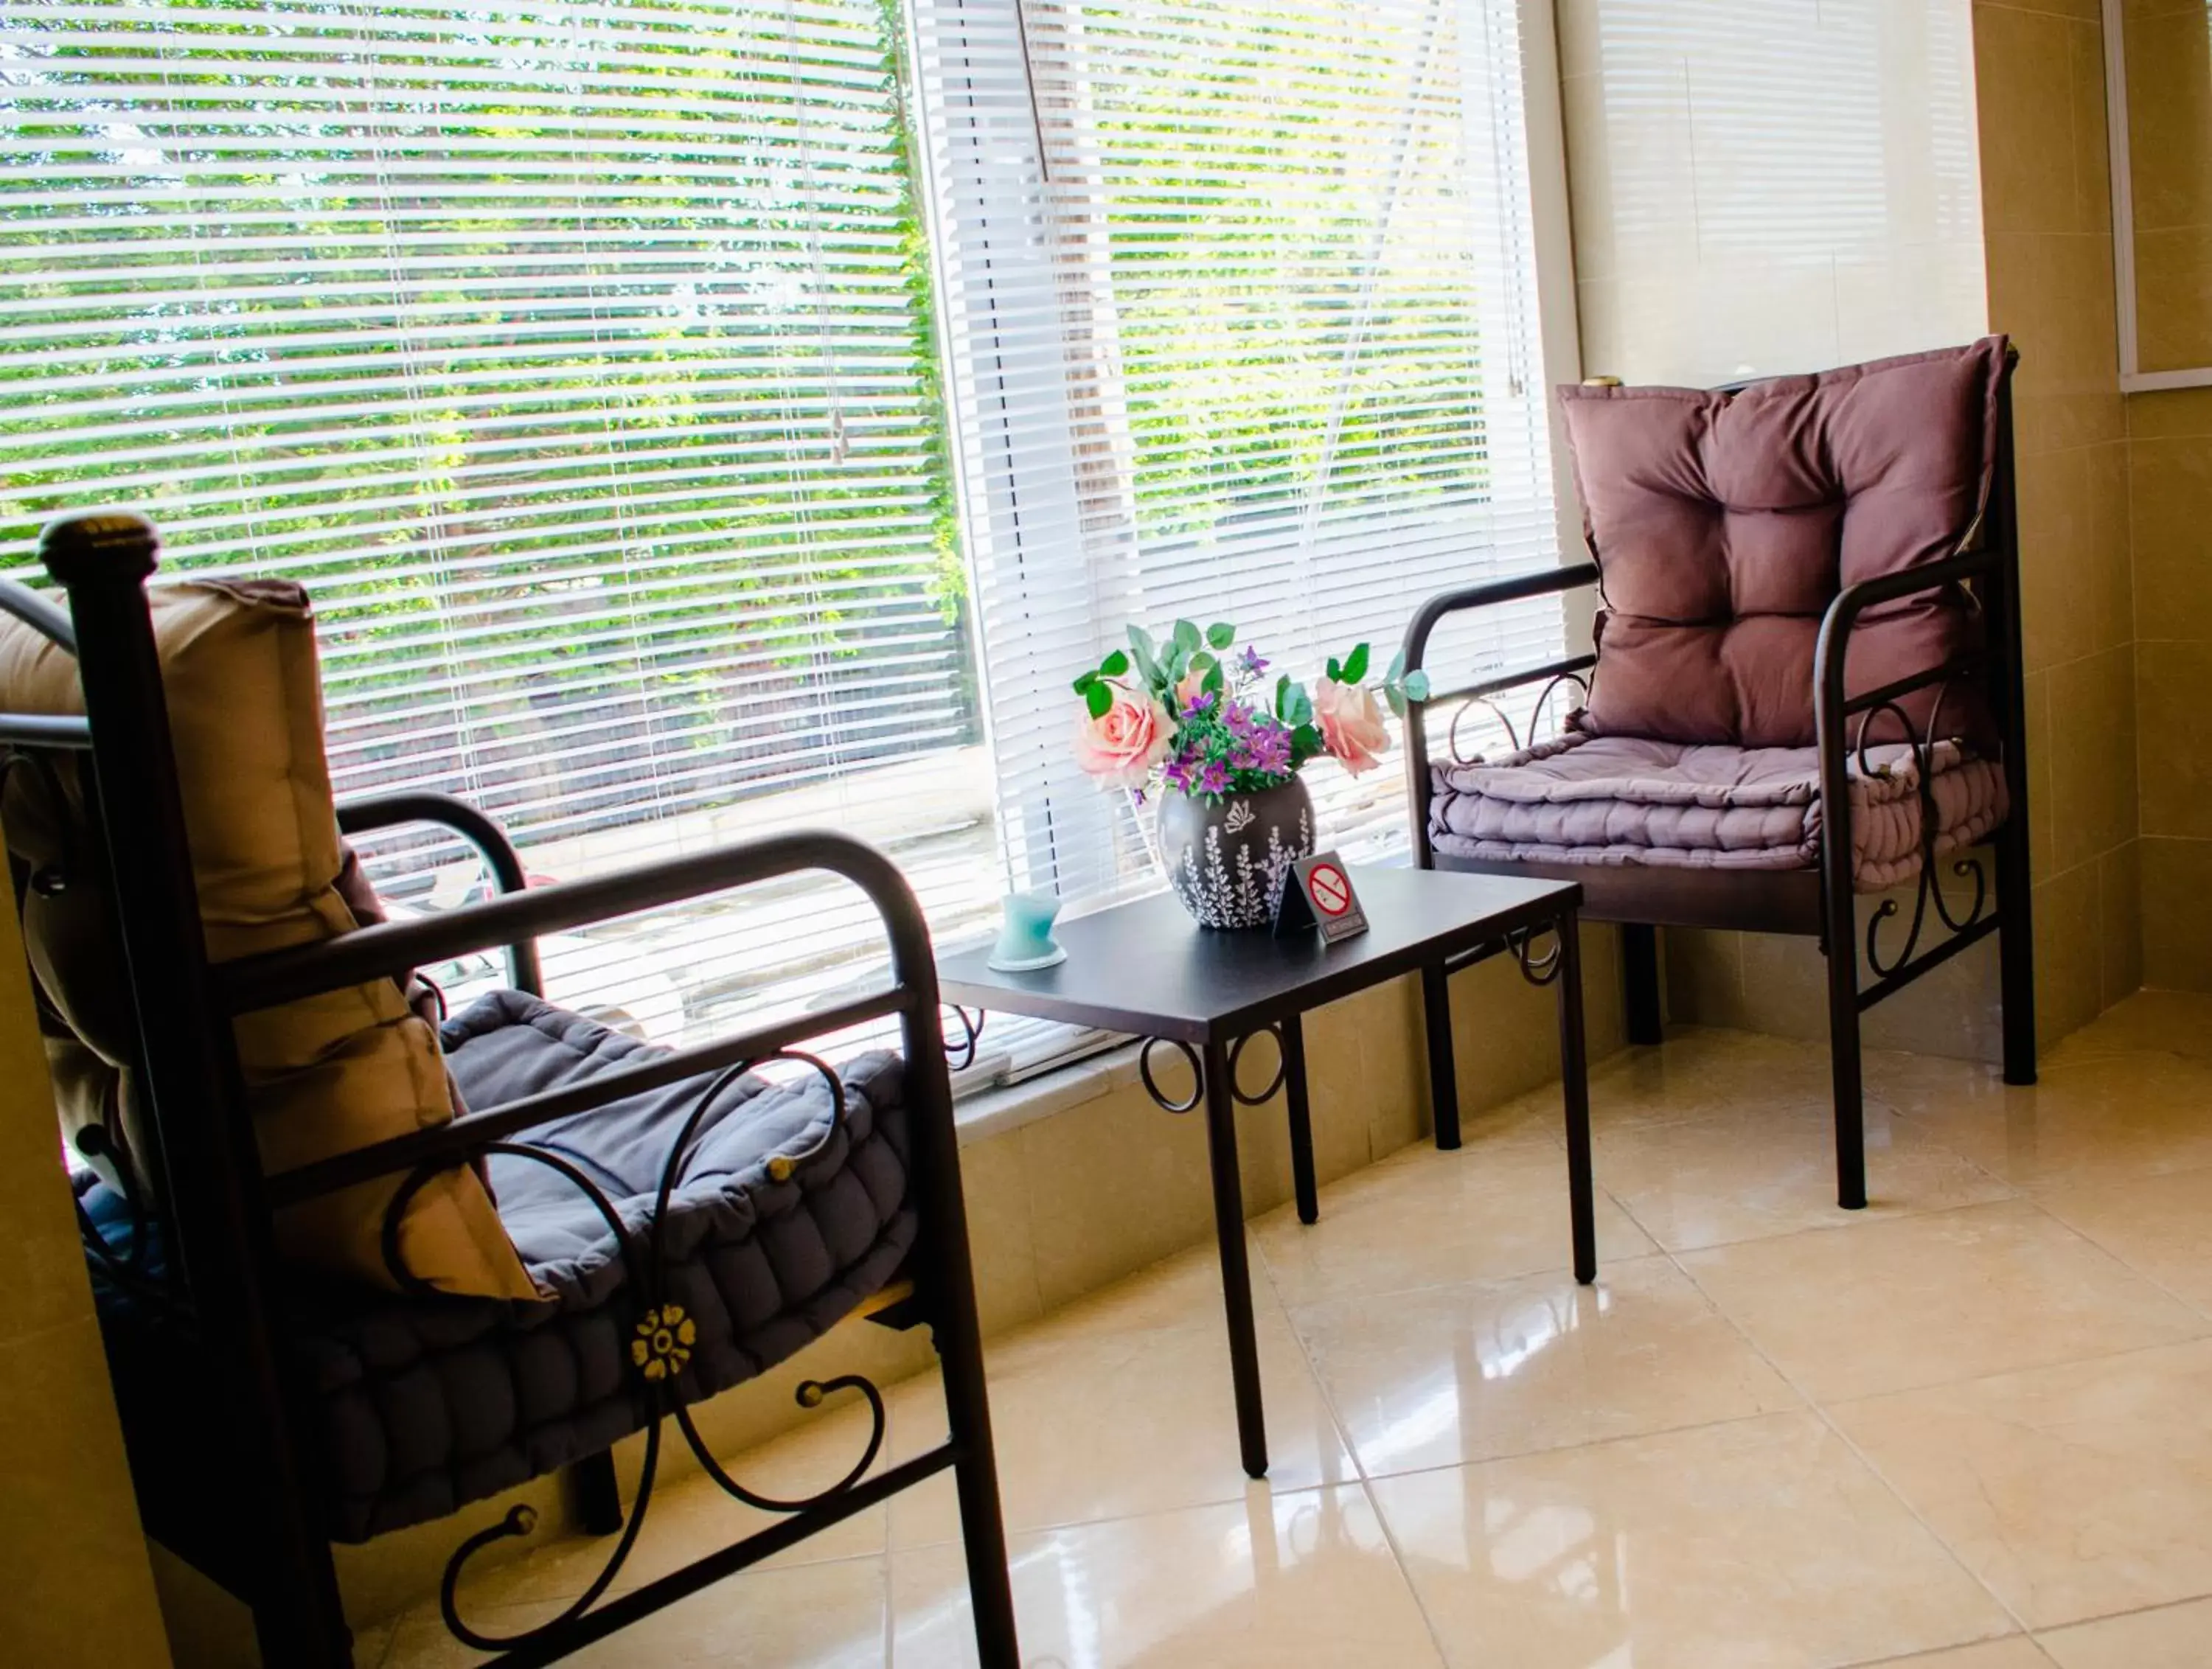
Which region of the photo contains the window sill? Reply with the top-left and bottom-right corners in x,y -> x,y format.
951,1039 -> 1147,1147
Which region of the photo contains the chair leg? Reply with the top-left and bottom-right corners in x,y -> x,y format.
941,1312 -> 1018,1668
251,1525 -> 355,1668
574,1450 -> 624,1536
1995,819 -> 2038,1086
1823,898 -> 1868,1211
1621,923 -> 1663,1045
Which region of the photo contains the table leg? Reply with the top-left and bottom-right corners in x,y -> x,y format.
1281,1016 -> 1318,1226
1201,1036 -> 1268,1478
1421,960 -> 1461,1150
1555,911 -> 1598,1284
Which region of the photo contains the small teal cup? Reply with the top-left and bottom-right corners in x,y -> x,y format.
987,890 -> 1067,972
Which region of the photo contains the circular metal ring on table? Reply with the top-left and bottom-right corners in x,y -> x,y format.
1512,926 -> 1565,987
1138,1037 -> 1204,1114
1227,1025 -> 1287,1106
944,1005 -> 984,1073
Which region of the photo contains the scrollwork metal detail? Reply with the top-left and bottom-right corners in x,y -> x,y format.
1852,683 -> 1994,980
1226,1026 -> 1287,1106
386,1047 -> 887,1658
943,1005 -> 985,1073
1444,672 -> 1590,765
1509,926 -> 1565,987
1138,1036 -> 1203,1113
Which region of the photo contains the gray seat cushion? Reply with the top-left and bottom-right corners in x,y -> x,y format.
1428,732 -> 2006,891
288,992 -> 917,1539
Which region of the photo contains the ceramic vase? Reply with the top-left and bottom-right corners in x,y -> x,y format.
1156,778 -> 1315,930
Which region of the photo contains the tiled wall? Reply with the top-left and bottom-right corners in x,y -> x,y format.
2117,0 -> 2212,991
0,907 -> 173,1666
1560,0 -> 2146,1048
1973,0 -> 2145,1034
2128,386 -> 2212,990
1559,0 -> 1987,387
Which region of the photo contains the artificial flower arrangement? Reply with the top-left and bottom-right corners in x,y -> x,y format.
1069,619 -> 1430,795
1069,619 -> 1428,927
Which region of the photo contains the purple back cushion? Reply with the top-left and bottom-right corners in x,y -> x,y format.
1561,337 -> 2006,748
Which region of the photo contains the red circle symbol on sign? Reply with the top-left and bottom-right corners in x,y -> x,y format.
1307,863 -> 1352,918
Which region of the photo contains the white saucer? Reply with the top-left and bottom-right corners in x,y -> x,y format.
986,944 -> 1068,972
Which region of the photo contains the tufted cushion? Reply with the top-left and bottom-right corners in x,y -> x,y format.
1561,338 -> 2006,748
88,1003 -> 919,1541
1427,734 -> 2008,891
0,580 -> 536,1300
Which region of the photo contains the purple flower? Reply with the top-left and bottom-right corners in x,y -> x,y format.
1196,759 -> 1231,795
1238,647 -> 1269,678
1182,689 -> 1217,720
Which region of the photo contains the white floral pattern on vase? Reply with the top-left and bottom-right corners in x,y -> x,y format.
1157,778 -> 1315,929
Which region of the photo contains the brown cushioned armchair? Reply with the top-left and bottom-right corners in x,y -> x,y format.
1401,338 -> 2035,1208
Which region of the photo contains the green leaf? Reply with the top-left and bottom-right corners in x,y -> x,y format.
1274,674 -> 1292,718
1404,669 -> 1431,701
1343,641 -> 1370,684
1285,686 -> 1313,727
1325,656 -> 1342,684
1172,619 -> 1201,654
1100,649 -> 1130,677
1127,625 -> 1160,686
1385,647 -> 1408,683
1206,621 -> 1235,651
1072,670 -> 1096,694
1085,681 -> 1113,719
1203,659 -> 1225,695
1385,686 -> 1407,719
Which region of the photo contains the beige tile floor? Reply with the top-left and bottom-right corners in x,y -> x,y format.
375,992 -> 2212,1668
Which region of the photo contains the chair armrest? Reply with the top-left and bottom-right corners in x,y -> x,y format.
243,828 -> 945,1206
1398,562 -> 1600,866
1810,547 -> 1996,751
1399,560 -> 1601,681
335,790 -> 543,997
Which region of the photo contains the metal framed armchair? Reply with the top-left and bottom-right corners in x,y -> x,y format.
0,514 -> 1018,1667
1400,339 -> 2037,1209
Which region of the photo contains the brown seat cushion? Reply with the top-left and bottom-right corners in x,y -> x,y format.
0,580 -> 536,1300
1560,338 -> 2006,748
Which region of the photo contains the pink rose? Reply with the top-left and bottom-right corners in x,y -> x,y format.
1313,676 -> 1390,776
1074,689 -> 1173,787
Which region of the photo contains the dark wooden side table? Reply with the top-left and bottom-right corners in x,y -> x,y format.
937,865 -> 1595,1480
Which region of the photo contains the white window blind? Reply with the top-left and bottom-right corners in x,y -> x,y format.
910,0 -> 1565,906
2,0 -> 1565,1088
0,0 -> 992,1045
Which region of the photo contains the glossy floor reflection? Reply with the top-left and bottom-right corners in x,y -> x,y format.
376,993 -> 2212,1668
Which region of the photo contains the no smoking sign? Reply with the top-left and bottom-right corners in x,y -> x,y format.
1276,850 -> 1370,942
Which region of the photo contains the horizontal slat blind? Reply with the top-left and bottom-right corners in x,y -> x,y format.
0,0 -> 991,1042
912,0 -> 1563,902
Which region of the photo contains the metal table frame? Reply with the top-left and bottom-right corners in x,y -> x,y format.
939,866 -> 1596,1479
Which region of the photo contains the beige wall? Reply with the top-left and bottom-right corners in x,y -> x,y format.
0,907 -> 173,1667
1973,0 -> 2146,1034
2128,380 -> 2212,989
2111,0 -> 2212,989
1559,0 -> 2146,1048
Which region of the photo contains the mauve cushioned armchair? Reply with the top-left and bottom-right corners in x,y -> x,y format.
1399,338 -> 2035,1208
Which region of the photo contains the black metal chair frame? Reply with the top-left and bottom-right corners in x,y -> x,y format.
1398,357 -> 2038,1209
0,515 -> 1019,1667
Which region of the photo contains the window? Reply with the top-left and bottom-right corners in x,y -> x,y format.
1,0 -> 1559,1075
914,0 -> 1565,913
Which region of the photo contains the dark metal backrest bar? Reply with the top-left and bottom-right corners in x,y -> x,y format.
337,790 -> 545,996
35,512 -> 349,1659
218,832 -> 925,1017
0,713 -> 92,748
0,574 -> 77,652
